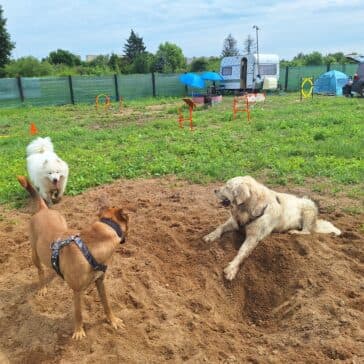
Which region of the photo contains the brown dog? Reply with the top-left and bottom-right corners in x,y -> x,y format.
17,176 -> 129,339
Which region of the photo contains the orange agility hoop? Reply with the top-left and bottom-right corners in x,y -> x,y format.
95,94 -> 111,111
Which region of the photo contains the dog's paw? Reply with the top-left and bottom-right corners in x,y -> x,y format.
224,263 -> 239,281
203,232 -> 218,243
288,229 -> 310,235
108,316 -> 125,330
72,327 -> 86,340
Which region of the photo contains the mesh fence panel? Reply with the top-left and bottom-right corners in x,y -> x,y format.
72,75 -> 116,103
280,64 -> 359,91
340,64 -> 358,76
0,64 -> 361,108
155,73 -> 185,97
286,66 -> 327,91
22,77 -> 71,106
0,78 -> 22,107
118,74 -> 153,99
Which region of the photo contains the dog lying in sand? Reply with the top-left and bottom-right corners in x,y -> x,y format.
203,176 -> 341,281
17,176 -> 129,339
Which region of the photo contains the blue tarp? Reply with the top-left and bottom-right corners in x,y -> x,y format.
313,70 -> 348,96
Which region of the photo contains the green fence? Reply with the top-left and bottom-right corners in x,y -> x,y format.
0,64 -> 359,108
0,73 -> 186,108
279,63 -> 358,91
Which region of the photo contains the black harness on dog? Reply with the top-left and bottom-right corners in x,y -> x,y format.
51,235 -> 107,279
50,218 -> 125,279
100,217 -> 126,243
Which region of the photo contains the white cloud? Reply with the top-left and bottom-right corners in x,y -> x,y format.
2,0 -> 363,60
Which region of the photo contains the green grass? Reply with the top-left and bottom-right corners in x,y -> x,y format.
0,93 -> 363,205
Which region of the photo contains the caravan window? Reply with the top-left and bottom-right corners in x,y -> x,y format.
222,66 -> 232,76
258,64 -> 277,76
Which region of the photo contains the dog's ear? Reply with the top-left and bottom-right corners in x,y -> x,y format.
233,183 -> 251,205
116,208 -> 129,223
97,195 -> 110,216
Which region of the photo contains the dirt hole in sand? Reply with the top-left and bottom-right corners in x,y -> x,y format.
0,177 -> 363,363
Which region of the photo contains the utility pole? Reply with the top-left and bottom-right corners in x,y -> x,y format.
253,25 -> 260,76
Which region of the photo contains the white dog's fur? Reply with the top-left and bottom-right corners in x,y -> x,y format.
203,176 -> 341,281
26,137 -> 69,205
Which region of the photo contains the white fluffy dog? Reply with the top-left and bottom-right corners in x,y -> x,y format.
26,137 -> 69,205
203,176 -> 341,281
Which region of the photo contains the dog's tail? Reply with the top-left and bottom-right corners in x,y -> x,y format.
17,176 -> 48,211
26,136 -> 54,156
315,219 -> 341,236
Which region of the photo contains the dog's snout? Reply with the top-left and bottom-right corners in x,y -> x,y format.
214,189 -> 218,193
53,178 -> 58,183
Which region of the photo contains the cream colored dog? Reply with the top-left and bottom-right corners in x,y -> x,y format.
203,176 -> 341,281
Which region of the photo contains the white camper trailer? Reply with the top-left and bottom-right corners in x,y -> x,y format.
220,53 -> 279,92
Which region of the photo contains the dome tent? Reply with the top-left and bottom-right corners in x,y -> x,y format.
313,70 -> 348,96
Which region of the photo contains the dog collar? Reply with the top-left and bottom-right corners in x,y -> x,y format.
51,235 -> 107,279
100,217 -> 126,244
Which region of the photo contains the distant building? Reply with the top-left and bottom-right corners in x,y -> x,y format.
86,55 -> 99,62
185,57 -> 195,65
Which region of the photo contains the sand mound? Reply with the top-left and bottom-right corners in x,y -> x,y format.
0,177 -> 363,363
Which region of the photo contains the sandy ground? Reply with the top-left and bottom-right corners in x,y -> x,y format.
0,177 -> 363,363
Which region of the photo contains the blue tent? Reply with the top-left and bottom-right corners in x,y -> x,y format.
313,70 -> 348,96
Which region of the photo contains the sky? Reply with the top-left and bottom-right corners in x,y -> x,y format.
2,0 -> 364,61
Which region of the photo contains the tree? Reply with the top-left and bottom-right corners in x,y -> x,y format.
123,30 -> 146,62
89,55 -> 110,67
5,57 -> 53,77
243,34 -> 255,54
190,57 -> 208,72
153,42 -> 186,73
304,51 -> 323,66
108,53 -> 121,72
0,5 -> 15,74
221,34 -> 239,57
206,57 -> 221,73
281,51 -> 356,67
46,49 -> 81,67
132,52 -> 153,73
323,52 -> 348,64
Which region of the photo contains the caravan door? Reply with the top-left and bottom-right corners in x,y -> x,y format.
240,57 -> 247,89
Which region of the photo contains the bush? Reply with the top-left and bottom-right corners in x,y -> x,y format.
5,57 -> 53,77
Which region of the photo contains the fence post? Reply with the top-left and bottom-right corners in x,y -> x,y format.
114,74 -> 120,101
326,63 -> 330,72
16,76 -> 25,103
342,63 -> 346,73
284,66 -> 289,91
151,72 -> 156,97
68,75 -> 75,104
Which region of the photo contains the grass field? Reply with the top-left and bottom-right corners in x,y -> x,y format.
0,93 -> 363,206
